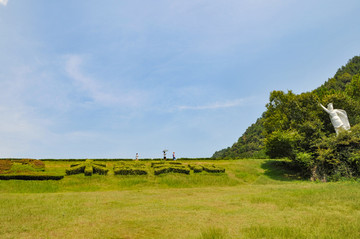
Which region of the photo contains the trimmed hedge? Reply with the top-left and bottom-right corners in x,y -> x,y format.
66,165 -> 86,175
151,162 -> 165,167
202,165 -> 225,173
0,174 -> 64,180
84,165 -> 93,176
193,165 -> 203,173
154,166 -> 190,175
114,167 -> 148,175
65,159 -> 108,176
113,162 -> 148,175
93,165 -> 109,175
93,162 -> 106,168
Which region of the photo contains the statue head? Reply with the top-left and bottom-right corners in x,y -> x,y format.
327,103 -> 334,111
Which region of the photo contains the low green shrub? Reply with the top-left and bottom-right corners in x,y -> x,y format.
113,162 -> 148,175
114,167 -> 148,175
93,165 -> 109,175
151,162 -> 165,167
84,165 -> 93,176
171,166 -> 190,174
154,167 -> 170,175
0,174 -> 64,180
65,165 -> 86,175
154,166 -> 190,175
65,159 -> 108,176
93,162 -> 106,168
203,165 -> 225,173
193,166 -> 203,173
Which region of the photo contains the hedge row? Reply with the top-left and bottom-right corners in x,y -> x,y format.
114,167 -> 148,175
65,159 -> 108,176
154,165 -> 190,175
188,164 -> 225,173
0,174 -> 64,180
113,162 -> 148,175
202,165 -> 225,173
93,164 -> 109,175
84,165 -> 93,176
66,165 -> 86,175
188,164 -> 204,173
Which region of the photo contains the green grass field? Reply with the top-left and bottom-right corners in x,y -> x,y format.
1,159 -> 359,238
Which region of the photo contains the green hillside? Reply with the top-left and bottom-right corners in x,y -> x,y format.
213,55 -> 360,180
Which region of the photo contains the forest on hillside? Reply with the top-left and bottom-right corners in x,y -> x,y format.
213,56 -> 360,180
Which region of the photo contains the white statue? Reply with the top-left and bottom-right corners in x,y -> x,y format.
320,103 -> 350,135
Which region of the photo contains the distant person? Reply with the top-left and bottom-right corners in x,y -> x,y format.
163,150 -> 167,160
173,152 -> 176,160
136,153 -> 138,161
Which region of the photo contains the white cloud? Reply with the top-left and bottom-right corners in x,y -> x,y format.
0,0 -> 8,6
65,54 -> 145,107
178,98 -> 247,110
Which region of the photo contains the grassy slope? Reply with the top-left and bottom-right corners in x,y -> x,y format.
0,159 -> 359,239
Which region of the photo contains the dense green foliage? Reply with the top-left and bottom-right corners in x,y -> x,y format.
212,117 -> 266,159
213,55 -> 360,180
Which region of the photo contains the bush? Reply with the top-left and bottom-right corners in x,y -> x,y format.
265,130 -> 302,160
154,167 -> 170,175
151,162 -> 165,167
188,164 -> 204,173
93,162 -> 106,168
154,165 -> 190,175
93,165 -> 108,175
314,124 -> 360,180
170,166 -> 190,174
84,165 -> 93,176
193,166 -> 203,173
66,165 -> 86,175
114,166 -> 148,175
113,163 -> 148,175
65,159 -> 108,176
0,174 -> 64,180
203,165 -> 225,173
293,152 -> 314,177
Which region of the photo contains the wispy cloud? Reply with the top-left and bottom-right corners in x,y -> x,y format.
178,98 -> 247,110
65,54 -> 145,107
0,0 -> 8,6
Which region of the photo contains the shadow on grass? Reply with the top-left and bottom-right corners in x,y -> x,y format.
261,160 -> 304,181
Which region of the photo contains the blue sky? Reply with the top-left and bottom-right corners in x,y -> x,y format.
1,0 -> 360,158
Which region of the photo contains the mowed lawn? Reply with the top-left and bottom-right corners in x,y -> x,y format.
0,160 -> 359,239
